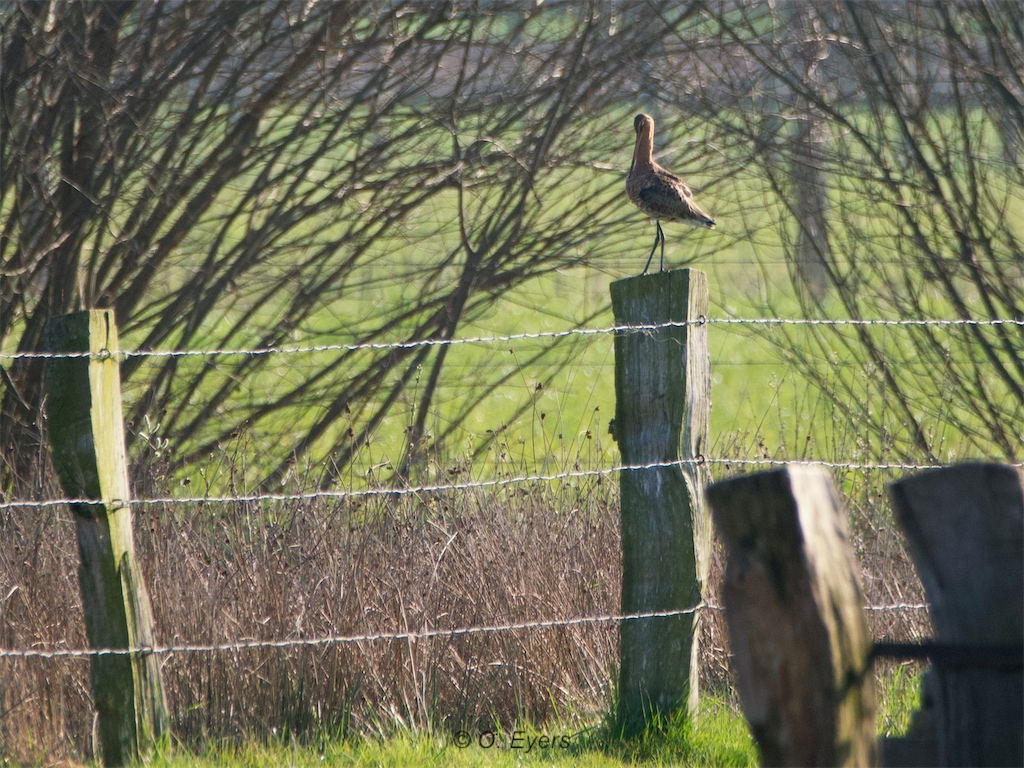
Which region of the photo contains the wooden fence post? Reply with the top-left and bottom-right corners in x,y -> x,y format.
887,463 -> 1023,767
610,269 -> 711,736
44,309 -> 168,767
706,466 -> 877,767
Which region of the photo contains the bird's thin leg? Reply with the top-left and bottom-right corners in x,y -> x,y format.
642,224 -> 660,275
657,221 -> 666,272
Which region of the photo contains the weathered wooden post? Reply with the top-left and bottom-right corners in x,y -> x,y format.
887,463 -> 1023,767
610,269 -> 711,736
707,466 -> 877,767
44,310 -> 168,766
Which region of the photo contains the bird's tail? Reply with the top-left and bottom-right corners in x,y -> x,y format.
691,205 -> 716,229
680,195 -> 715,229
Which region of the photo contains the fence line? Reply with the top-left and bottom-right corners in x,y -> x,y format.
0,601 -> 930,661
3,303 -> 956,757
2,316 -> 1022,362
4,456 -> 1012,512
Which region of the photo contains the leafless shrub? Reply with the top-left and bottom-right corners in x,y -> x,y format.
1,0 -> 697,491
682,0 -> 1024,463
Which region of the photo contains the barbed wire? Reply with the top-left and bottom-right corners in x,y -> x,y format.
2,456 -> 1002,511
3,316 -> 1021,362
0,600 -> 929,660
0,606 -> 709,659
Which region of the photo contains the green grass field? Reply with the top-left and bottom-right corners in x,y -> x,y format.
113,96 -> 1023,495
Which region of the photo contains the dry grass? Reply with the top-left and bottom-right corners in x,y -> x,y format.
0,466 -> 929,764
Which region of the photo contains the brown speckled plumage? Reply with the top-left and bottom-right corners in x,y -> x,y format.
626,113 -> 714,273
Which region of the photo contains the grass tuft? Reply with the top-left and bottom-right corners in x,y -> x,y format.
140,698 -> 756,767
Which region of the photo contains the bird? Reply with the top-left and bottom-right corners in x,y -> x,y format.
626,113 -> 715,273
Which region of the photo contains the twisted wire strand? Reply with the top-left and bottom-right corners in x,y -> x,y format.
3,316 -> 1021,361
2,457 -> 997,511
0,601 -> 929,660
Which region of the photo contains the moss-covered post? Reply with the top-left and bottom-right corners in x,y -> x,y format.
610,269 -> 711,736
44,309 -> 168,766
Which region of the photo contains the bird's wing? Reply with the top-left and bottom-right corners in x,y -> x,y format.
637,170 -> 714,227
637,184 -> 693,218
